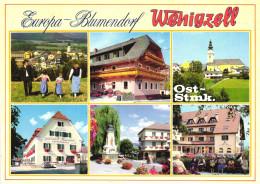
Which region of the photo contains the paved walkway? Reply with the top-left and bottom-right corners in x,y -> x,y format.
11,166 -> 81,174
90,96 -> 170,103
89,160 -> 163,175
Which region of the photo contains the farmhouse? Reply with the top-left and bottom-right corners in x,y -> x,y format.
138,123 -> 171,161
173,108 -> 245,156
90,35 -> 167,100
22,111 -> 86,167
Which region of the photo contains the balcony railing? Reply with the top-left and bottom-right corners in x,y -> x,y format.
140,136 -> 171,141
140,53 -> 165,67
140,145 -> 170,151
185,131 -> 214,135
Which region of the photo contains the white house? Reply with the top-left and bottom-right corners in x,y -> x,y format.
22,111 -> 85,167
138,123 -> 171,161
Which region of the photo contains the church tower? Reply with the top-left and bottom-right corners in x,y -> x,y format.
207,39 -> 214,63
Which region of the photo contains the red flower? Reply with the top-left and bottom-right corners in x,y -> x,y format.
71,150 -> 76,154
44,148 -> 50,152
58,149 -> 63,152
160,136 -> 163,139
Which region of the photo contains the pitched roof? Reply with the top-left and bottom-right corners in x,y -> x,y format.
207,59 -> 245,66
181,109 -> 242,134
25,128 -> 42,149
90,35 -> 163,66
51,111 -> 70,121
138,123 -> 170,135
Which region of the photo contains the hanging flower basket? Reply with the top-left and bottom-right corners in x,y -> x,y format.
58,149 -> 63,152
44,148 -> 50,152
71,150 -> 76,154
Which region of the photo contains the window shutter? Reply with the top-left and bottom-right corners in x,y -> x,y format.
43,156 -> 45,161
74,145 -> 76,150
70,145 -> 72,150
62,156 -> 64,161
49,156 -> 51,162
43,143 -> 45,149
49,143 -> 51,149
62,144 -> 64,149
69,133 -> 71,138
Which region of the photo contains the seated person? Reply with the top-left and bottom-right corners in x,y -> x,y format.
198,156 -> 206,172
218,156 -> 226,173
227,158 -> 235,173
189,158 -> 200,175
173,155 -> 188,174
240,156 -> 249,174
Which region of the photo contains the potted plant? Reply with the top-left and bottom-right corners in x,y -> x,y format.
122,162 -> 133,170
105,158 -> 111,164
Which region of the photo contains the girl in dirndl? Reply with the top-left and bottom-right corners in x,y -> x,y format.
55,73 -> 64,98
68,63 -> 82,98
34,70 -> 51,97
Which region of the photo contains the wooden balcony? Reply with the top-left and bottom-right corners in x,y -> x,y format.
91,67 -> 166,80
140,53 -> 165,68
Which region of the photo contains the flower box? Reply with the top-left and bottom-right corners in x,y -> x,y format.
155,146 -> 158,149
144,136 -> 148,139
160,146 -> 163,149
165,137 -> 168,139
71,150 -> 76,154
150,146 -> 153,148
58,149 -> 63,152
150,136 -> 153,138
165,146 -> 170,150
155,136 -> 159,139
107,94 -> 113,98
145,146 -> 148,148
148,97 -> 153,100
44,148 -> 50,152
160,136 -> 163,139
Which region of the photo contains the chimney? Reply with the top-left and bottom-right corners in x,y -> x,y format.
94,48 -> 98,53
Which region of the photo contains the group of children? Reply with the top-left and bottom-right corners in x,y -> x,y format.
34,71 -> 65,98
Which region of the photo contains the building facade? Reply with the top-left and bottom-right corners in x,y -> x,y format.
173,109 -> 245,156
90,35 -> 167,100
22,111 -> 85,166
138,123 -> 171,161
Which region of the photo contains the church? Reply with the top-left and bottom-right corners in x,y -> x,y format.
206,39 -> 248,73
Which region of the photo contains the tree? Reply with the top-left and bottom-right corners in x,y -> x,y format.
173,105 -> 187,133
11,57 -> 20,81
11,106 -> 27,159
120,139 -> 133,156
220,88 -> 230,102
189,61 -> 203,73
91,105 -> 121,157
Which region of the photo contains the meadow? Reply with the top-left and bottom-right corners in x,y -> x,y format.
204,79 -> 249,102
11,78 -> 88,102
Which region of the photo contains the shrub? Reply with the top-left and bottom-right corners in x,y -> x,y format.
122,162 -> 133,170
136,165 -> 149,174
117,158 -> 123,164
149,166 -> 158,175
160,160 -> 170,174
133,156 -> 138,160
180,157 -> 193,169
105,158 -> 111,164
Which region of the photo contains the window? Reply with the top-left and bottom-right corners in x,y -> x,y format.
198,137 -> 204,141
222,135 -> 229,140
152,142 -> 156,147
150,83 -> 153,89
102,67 -> 105,71
57,156 -> 64,161
210,137 -> 214,141
58,122 -> 64,127
161,132 -> 163,136
198,118 -> 205,124
138,82 -> 142,90
210,127 -> 215,132
101,83 -> 105,90
161,142 -> 164,146
146,66 -> 150,70
123,81 -> 128,89
215,112 -> 219,115
70,145 -> 76,150
155,69 -> 158,72
97,56 -> 101,61
205,113 -> 208,116
187,119 -> 195,124
155,83 -> 158,90
57,144 -> 64,150
180,137 -> 184,141
188,128 -> 193,133
199,128 -> 204,132
167,133 -> 170,137
209,117 -> 217,123
138,63 -> 142,67
219,148 -> 223,153
226,118 -> 230,121
145,82 -> 148,90
223,126 -> 229,130
152,132 -> 156,137
113,51 -> 119,58
43,156 -> 51,162
104,54 -> 109,60
50,131 -> 54,136
112,82 -> 116,89
227,148 -> 232,153
43,143 -> 51,149
188,137 -> 193,141
92,82 -> 96,90
112,66 -> 116,70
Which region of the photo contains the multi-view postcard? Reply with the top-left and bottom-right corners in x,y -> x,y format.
90,32 -> 171,103
172,32 -> 250,103
10,32 -> 88,102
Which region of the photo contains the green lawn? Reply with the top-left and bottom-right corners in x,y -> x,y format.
11,78 -> 88,102
209,79 -> 249,102
203,79 -> 218,88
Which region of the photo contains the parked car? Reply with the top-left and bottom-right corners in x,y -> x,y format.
183,153 -> 195,158
41,162 -> 56,168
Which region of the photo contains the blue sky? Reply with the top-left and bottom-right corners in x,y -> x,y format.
13,105 -> 88,145
90,32 -> 171,65
180,105 -> 250,147
172,32 -> 249,66
94,105 -> 171,144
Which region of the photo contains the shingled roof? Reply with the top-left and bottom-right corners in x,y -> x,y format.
207,59 -> 245,66
181,109 -> 242,134
51,111 -> 70,121
138,123 -> 170,135
90,35 -> 163,66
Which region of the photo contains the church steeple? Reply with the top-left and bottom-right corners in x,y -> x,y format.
207,39 -> 214,63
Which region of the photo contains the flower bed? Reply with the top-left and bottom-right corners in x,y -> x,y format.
105,158 -> 111,164
149,166 -> 158,175
117,158 -> 123,164
95,93 -> 102,97
136,165 -> 149,174
122,162 -> 133,170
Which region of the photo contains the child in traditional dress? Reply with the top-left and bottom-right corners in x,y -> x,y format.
210,156 -> 217,173
55,73 -> 64,98
34,70 -> 51,97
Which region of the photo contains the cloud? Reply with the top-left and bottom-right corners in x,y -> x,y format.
29,118 -> 37,126
128,113 -> 139,118
157,39 -> 165,44
152,105 -> 170,111
138,117 -> 154,127
120,125 -> 127,132
39,111 -> 55,121
129,126 -> 143,135
74,121 -> 88,134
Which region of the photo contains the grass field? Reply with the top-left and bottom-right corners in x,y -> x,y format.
11,78 -> 88,102
209,79 -> 249,102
